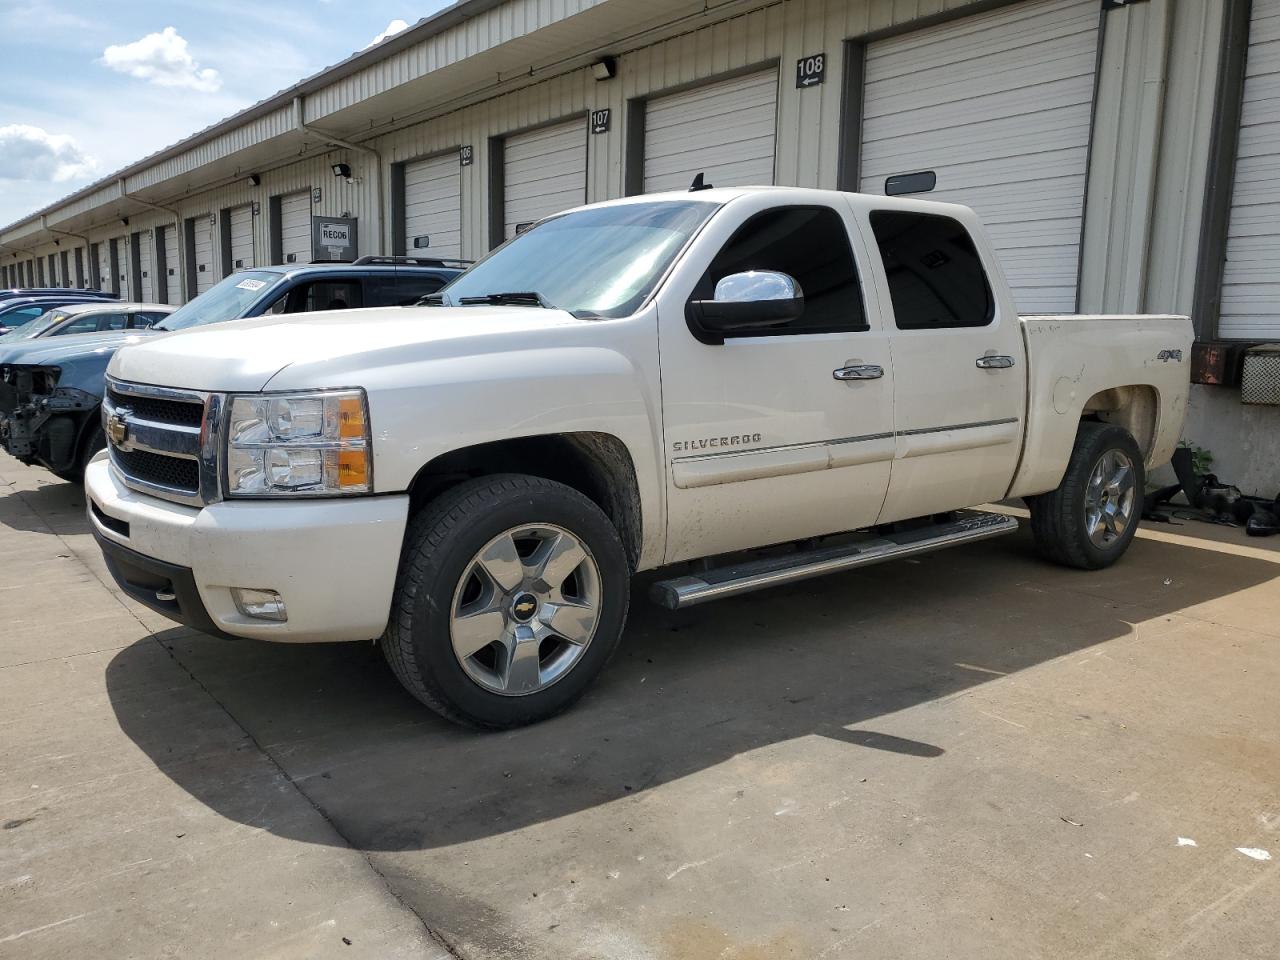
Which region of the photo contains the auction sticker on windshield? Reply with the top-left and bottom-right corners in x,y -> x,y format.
236,279 -> 268,291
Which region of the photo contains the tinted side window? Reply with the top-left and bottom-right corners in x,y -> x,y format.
293,281 -> 364,312
695,206 -> 867,335
869,211 -> 994,330
365,275 -> 446,306
132,311 -> 168,327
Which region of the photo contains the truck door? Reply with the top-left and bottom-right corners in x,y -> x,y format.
862,207 -> 1026,523
656,194 -> 895,563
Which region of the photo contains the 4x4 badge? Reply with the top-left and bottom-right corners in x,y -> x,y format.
108,411 -> 129,446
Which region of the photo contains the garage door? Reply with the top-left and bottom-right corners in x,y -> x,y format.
113,239 -> 129,299
162,225 -> 180,303
503,119 -> 586,240
96,243 -> 110,292
1220,0 -> 1280,339
136,232 -> 155,302
229,204 -> 255,271
404,153 -> 461,258
279,191 -> 312,264
860,0 -> 1100,314
192,215 -> 215,295
643,70 -> 779,193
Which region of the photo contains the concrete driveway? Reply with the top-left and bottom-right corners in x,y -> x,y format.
2,452 -> 1278,959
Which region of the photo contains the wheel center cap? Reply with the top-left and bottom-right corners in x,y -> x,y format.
510,593 -> 539,623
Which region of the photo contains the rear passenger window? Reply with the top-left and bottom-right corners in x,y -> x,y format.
365,276 -> 446,306
297,281 -> 363,312
869,211 -> 994,330
695,206 -> 867,335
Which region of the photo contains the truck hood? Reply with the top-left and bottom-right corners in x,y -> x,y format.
0,329 -> 156,368
108,305 -> 600,392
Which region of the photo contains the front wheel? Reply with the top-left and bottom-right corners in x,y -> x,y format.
1029,422 -> 1145,570
381,474 -> 630,728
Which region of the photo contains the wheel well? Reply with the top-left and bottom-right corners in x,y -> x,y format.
406,433 -> 643,569
1080,385 -> 1158,461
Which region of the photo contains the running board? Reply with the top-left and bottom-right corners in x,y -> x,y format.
650,510 -> 1019,610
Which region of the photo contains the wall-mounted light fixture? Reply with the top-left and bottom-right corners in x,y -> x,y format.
247,173 -> 262,186
332,162 -> 352,180
120,217 -> 129,226
591,56 -> 616,81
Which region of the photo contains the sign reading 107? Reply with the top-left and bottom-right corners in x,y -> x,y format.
796,53 -> 825,88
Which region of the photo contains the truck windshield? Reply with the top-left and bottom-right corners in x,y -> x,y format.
439,200 -> 719,318
156,271 -> 282,332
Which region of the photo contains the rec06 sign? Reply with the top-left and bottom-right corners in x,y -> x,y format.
796,53 -> 825,88
311,215 -> 359,262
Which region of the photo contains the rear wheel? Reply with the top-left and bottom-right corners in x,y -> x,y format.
381,474 -> 630,728
1029,422 -> 1144,570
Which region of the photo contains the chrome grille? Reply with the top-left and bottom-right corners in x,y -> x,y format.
104,378 -> 221,507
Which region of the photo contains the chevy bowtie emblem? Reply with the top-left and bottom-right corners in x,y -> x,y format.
108,410 -> 129,446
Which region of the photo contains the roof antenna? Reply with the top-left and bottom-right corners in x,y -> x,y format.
689,172 -> 713,192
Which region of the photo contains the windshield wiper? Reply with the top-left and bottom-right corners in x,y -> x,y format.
457,291 -> 557,309
418,292 -> 448,306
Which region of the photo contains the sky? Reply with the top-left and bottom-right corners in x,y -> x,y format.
0,0 -> 454,228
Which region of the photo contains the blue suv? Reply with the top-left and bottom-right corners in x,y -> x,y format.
0,258 -> 465,480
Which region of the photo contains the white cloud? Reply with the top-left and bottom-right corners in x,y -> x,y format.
100,27 -> 222,92
0,125 -> 97,183
365,19 -> 409,48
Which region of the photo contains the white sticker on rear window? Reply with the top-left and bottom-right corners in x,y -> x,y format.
235,278 -> 267,291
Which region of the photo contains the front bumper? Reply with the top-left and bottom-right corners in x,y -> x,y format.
85,456 -> 410,643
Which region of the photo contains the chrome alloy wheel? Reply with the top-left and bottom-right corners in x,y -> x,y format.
449,524 -> 601,696
1085,449 -> 1136,548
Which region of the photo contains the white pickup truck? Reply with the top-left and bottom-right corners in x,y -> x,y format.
85,187 -> 1193,728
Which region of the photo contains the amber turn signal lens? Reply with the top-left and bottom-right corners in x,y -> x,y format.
338,396 -> 366,440
337,449 -> 369,489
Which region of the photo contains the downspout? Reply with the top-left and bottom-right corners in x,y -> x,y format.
293,96 -> 385,256
40,216 -> 96,289
118,178 -> 189,303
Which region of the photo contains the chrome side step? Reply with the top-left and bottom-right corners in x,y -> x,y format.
650,510 -> 1019,610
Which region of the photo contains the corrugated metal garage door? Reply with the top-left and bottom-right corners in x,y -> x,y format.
162,225 -> 180,303
97,243 -> 111,292
404,153 -> 461,258
115,238 -> 130,299
229,205 -> 255,270
137,232 -> 155,302
1220,0 -> 1280,339
860,0 -> 1100,314
193,215 -> 215,295
643,70 -> 778,193
280,191 -> 312,263
503,119 -> 586,240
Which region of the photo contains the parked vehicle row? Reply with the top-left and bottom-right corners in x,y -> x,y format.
0,289 -> 118,336
58,186 -> 1191,729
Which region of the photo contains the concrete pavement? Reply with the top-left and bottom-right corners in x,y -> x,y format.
2,451 -> 1278,959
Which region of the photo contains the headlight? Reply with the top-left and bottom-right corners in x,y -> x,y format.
225,389 -> 371,496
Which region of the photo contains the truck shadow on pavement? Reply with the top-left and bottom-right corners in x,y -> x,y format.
104,528 -> 1277,852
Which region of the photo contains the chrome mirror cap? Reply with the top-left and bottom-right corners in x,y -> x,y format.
713,270 -> 803,303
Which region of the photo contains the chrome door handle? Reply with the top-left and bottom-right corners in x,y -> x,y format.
833,364 -> 884,381
975,355 -> 1015,369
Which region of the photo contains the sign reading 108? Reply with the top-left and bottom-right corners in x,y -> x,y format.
796,53 -> 825,88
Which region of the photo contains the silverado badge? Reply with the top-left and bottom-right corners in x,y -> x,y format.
108,410 -> 129,446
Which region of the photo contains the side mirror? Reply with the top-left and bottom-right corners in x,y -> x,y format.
687,270 -> 804,343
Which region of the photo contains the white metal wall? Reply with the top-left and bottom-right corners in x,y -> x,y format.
136,231 -> 155,302
503,119 -> 587,239
404,153 -> 462,258
1220,0 -> 1280,339
860,0 -> 1101,314
642,69 -> 779,193
279,191 -> 312,263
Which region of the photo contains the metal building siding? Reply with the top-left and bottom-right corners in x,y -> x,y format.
404,152 -> 462,257
642,69 -> 778,193
860,0 -> 1101,314
279,191 -> 313,263
137,232 -> 155,302
229,205 -> 256,269
1220,0 -> 1280,338
502,118 -> 588,239
193,215 -> 216,295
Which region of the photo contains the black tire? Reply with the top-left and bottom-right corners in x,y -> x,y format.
381,474 -> 630,729
1028,422 -> 1145,570
52,421 -> 106,483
